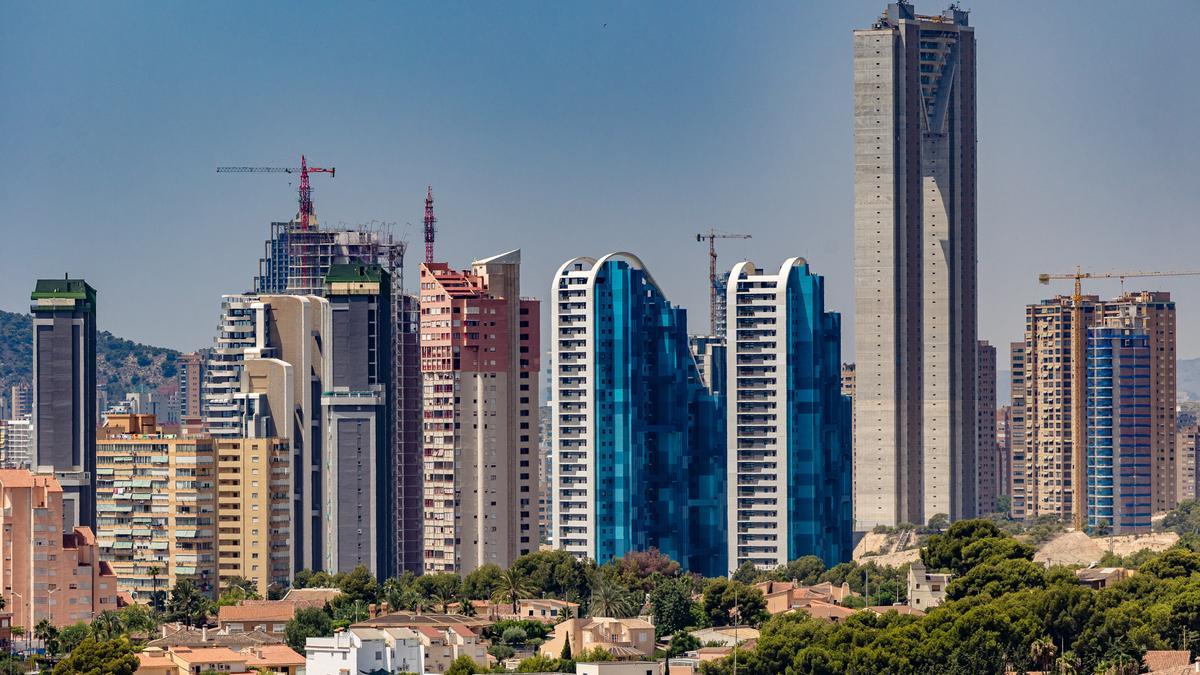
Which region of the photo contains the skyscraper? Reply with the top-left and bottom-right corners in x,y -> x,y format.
1086,325 -> 1152,533
9,382 -> 31,420
31,277 -> 97,529
322,264 -> 395,576
177,351 -> 207,422
853,3 -> 978,529
420,251 -> 540,574
551,253 -> 726,577
726,259 -> 853,569
1178,425 -> 1199,504
976,341 -> 998,515
1008,343 -> 1030,520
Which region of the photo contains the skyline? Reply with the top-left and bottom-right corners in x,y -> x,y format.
5,1 -> 1200,367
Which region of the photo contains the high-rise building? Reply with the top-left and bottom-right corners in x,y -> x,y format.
996,405 -> 1013,510
0,470 -> 119,628
96,415 -> 218,599
1013,292 -> 1176,524
1178,425 -> 1199,504
977,341 -> 998,514
1008,343 -> 1030,519
178,351 -> 207,422
1085,325 -> 1152,533
551,253 -> 725,577
852,3 -> 978,529
31,277 -> 98,529
204,295 -> 269,438
322,264 -> 395,576
420,251 -> 540,574
726,259 -> 853,569
9,382 -> 31,420
689,336 -> 727,399
538,403 -> 553,547
215,438 -> 292,598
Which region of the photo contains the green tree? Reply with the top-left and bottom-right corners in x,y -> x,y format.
731,561 -> 766,585
51,636 -> 139,675
946,557 -> 1046,601
649,576 -> 695,637
921,519 -> 1005,574
588,575 -> 637,618
613,549 -> 682,592
511,550 -> 593,601
1141,548 -> 1200,579
463,564 -> 505,600
118,602 -> 158,636
701,579 -> 767,627
218,576 -> 261,606
444,654 -> 486,674
516,654 -> 561,673
491,568 -> 535,610
561,634 -> 573,660
336,565 -> 379,606
575,646 -> 614,662
773,556 -> 825,585
666,630 -> 700,657
55,622 -> 92,655
147,566 -> 163,612
285,606 -> 333,652
90,610 -> 124,640
417,573 -> 462,613
165,579 -> 214,628
34,619 -> 57,655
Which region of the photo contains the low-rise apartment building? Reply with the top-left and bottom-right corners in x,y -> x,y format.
306,627 -> 425,675
0,470 -> 118,627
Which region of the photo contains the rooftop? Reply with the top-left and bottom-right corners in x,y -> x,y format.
31,277 -> 96,303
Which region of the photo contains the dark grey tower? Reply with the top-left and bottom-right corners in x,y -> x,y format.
31,277 -> 97,529
322,264 -> 394,576
853,3 -> 978,528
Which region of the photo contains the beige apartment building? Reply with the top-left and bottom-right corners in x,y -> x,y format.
216,438 -> 291,598
1011,292 -> 1177,523
0,470 -> 119,628
96,415 -> 219,599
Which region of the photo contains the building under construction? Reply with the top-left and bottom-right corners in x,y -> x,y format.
251,219 -> 423,576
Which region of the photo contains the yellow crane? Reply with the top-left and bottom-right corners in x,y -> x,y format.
1037,267 -> 1200,531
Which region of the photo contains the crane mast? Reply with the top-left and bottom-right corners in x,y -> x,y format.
696,229 -> 752,335
424,186 -> 437,265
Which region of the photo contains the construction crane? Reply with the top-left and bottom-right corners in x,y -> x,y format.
423,186 -> 437,265
217,155 -> 336,230
1037,266 -> 1200,531
696,229 -> 752,335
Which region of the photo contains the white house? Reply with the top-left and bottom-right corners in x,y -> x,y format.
306,627 -> 424,675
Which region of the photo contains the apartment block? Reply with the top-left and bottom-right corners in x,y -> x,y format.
178,352 -> 207,422
1085,326 -> 1153,533
322,264 -> 394,576
551,253 -> 725,577
977,341 -> 998,514
216,438 -> 291,598
726,259 -> 852,569
1178,426 -> 1198,504
8,383 -> 31,420
996,405 -> 1013,509
1,418 -> 32,469
1013,292 -> 1176,524
31,277 -> 98,529
853,3 -> 978,529
420,251 -> 540,574
1009,343 -> 1030,519
96,415 -> 218,599
0,470 -> 118,628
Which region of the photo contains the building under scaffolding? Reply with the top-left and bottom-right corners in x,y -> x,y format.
251,219 -> 424,576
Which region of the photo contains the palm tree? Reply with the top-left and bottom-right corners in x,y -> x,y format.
490,569 -> 534,613
33,619 -> 56,655
91,610 -> 124,641
148,566 -> 162,612
222,576 -> 261,601
1029,636 -> 1056,670
588,576 -> 636,618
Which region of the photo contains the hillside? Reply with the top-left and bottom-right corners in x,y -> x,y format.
0,309 -> 181,408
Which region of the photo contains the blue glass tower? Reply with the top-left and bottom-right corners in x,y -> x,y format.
586,256 -> 727,577
1086,325 -> 1152,533
727,258 -> 852,569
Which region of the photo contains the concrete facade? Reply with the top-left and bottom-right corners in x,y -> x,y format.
215,438 -> 292,598
31,277 -> 97,530
420,251 -> 540,573
1178,426 -> 1198,504
852,4 -> 978,529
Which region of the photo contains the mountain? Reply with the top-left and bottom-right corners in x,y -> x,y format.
0,309 -> 181,409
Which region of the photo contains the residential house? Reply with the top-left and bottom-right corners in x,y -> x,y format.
541,617 -> 656,659
307,627 -> 424,675
518,598 -> 579,622
907,562 -> 950,610
136,643 -> 305,675
1075,567 -> 1136,591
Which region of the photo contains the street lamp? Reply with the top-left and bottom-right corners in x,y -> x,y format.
10,591 -> 25,656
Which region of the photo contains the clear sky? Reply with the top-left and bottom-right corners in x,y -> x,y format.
4,1 -> 1200,375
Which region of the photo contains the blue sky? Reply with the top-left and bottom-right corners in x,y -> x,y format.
4,1 -> 1200,373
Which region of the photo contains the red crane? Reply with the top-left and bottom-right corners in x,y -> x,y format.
217,155 -> 336,230
423,186 -> 437,264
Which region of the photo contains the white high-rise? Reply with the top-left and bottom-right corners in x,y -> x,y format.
853,3 -> 978,528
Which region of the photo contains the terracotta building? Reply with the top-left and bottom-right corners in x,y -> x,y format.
0,470 -> 118,628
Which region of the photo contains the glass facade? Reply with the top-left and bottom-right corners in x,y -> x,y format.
1086,326 -> 1152,533
590,258 -> 726,577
